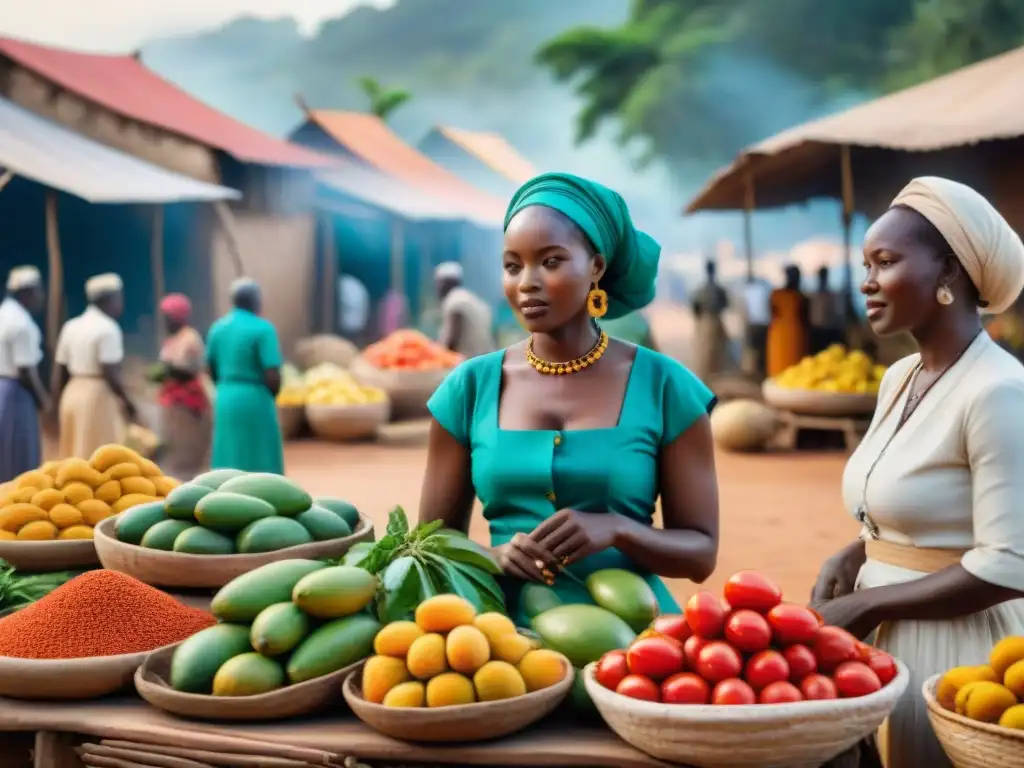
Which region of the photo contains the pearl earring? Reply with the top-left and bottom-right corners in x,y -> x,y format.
937,285 -> 954,306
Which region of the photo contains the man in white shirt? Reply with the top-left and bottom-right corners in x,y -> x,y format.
337,274 -> 370,344
0,266 -> 48,482
435,262 -> 495,359
741,277 -> 772,379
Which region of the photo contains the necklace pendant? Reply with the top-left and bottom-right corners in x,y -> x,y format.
855,504 -> 880,539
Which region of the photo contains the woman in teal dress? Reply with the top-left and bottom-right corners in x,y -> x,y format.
419,173 -> 720,626
206,279 -> 285,474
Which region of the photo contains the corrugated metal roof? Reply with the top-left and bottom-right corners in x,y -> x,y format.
297,111 -> 504,224
687,44 -> 1024,212
0,96 -> 240,203
431,126 -> 537,184
0,36 -> 334,169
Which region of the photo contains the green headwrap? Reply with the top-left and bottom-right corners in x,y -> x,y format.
504,172 -> 661,320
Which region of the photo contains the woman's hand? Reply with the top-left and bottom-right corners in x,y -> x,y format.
811,540 -> 866,602
811,592 -> 879,641
529,509 -> 622,568
492,534 -> 560,585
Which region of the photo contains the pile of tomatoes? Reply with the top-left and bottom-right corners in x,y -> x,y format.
594,571 -> 898,705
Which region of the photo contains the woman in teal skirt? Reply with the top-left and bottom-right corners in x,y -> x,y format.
419,173 -> 720,626
207,279 -> 285,474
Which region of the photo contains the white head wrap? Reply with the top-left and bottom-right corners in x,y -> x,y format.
85,273 -> 123,301
6,266 -> 41,292
891,177 -> 1024,314
434,262 -> 463,282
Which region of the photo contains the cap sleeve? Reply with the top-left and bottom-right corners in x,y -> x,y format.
661,357 -> 716,446
427,362 -> 475,447
961,377 -> 1024,591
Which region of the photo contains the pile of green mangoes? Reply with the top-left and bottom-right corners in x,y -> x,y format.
112,469 -> 362,555
171,559 -> 381,695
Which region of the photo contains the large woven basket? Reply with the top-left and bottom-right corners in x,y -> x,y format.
584,661 -> 910,768
924,674 -> 1024,768
306,401 -> 390,442
762,379 -> 877,417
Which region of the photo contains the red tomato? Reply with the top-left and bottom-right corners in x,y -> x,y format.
683,634 -> 709,669
854,640 -> 874,662
616,674 -> 660,702
834,661 -> 882,698
636,629 -> 681,648
759,680 -> 803,704
697,641 -> 743,684
627,637 -> 685,680
653,614 -> 692,644
800,674 -> 839,700
661,672 -> 710,705
724,609 -> 772,652
744,650 -> 790,691
595,650 -> 629,691
783,644 -> 818,682
767,604 -> 820,646
811,626 -> 859,672
866,650 -> 897,686
685,591 -> 728,638
711,678 -> 756,705
723,571 -> 783,613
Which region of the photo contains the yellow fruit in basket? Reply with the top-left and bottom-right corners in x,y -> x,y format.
12,487 -> 38,503
152,476 -> 180,496
40,461 -> 61,479
374,621 -> 424,658
937,665 -> 999,711
991,636 -> 1024,680
473,612 -> 517,644
112,494 -> 158,514
406,633 -> 448,680
56,459 -> 105,489
137,458 -> 161,478
58,525 -> 94,540
415,594 -> 476,633
17,470 -> 53,491
105,462 -> 141,481
446,626 -> 490,675
0,503 -> 48,533
29,488 -> 64,511
518,650 -> 565,692
362,655 -> 410,704
955,681 -> 1018,723
0,495 -> 12,509
95,480 -> 122,505
89,444 -> 143,473
17,520 -> 58,541
47,503 -> 84,529
473,661 -> 527,702
120,476 -> 157,497
61,482 -> 93,506
490,632 -> 534,665
381,681 -> 425,708
1004,659 -> 1024,698
0,531 -> 15,541
77,499 -> 113,526
999,704 -> 1024,729
426,672 -> 476,707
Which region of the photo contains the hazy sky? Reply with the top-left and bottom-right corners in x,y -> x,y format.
1,0 -> 392,52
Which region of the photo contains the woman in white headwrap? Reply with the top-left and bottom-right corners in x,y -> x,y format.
52,273 -> 139,458
810,177 -> 1024,767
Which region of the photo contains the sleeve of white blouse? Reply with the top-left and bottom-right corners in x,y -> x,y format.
961,377 -> 1024,591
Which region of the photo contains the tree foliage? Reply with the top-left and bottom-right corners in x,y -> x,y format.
357,76 -> 413,122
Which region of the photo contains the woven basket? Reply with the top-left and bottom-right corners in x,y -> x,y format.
350,357 -> 451,421
924,674 -> 1024,768
92,514 -> 374,589
293,335 -> 359,370
306,401 -> 390,442
342,657 -> 574,742
762,379 -> 877,417
277,405 -> 305,441
0,539 -> 99,571
0,645 -> 164,700
135,642 -> 361,721
584,660 -> 910,768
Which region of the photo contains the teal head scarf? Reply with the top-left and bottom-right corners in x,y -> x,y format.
503,172 -> 661,320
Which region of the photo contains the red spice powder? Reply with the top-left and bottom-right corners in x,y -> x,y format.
0,570 -> 216,659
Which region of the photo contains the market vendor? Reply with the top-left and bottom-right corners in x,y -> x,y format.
419,172 -> 720,626
811,177 -> 1024,768
206,278 -> 284,474
435,261 -> 496,359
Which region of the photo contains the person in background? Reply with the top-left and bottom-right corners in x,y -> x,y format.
53,273 -> 138,459
809,266 -> 844,353
206,278 -> 284,474
0,267 -> 48,482
691,258 -> 733,382
154,294 -> 210,481
766,265 -> 810,378
435,261 -> 496,359
337,274 -> 370,346
378,288 -> 409,339
740,276 -> 772,379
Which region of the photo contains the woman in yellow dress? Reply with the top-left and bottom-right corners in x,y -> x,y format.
766,265 -> 810,377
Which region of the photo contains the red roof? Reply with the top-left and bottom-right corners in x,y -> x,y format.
0,37 -> 334,169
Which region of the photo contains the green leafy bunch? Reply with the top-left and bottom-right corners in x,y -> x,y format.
344,508 -> 505,624
0,563 -> 82,613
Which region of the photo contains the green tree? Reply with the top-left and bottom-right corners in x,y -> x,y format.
357,76 -> 413,121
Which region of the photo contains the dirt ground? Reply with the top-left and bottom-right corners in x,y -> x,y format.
282,441 -> 859,608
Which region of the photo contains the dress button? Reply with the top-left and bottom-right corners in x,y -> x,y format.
553,434 -> 562,446
546,491 -> 556,502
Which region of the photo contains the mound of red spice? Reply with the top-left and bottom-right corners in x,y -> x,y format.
0,570 -> 216,659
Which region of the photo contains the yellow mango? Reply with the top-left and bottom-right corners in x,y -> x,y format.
0,530 -> 16,541
58,525 -> 94,540
0,503 -> 48,533
381,681 -> 425,708
999,704 -> 1024,730
362,655 -> 410,704
406,633 -> 448,680
48,503 -> 84,529
29,488 -> 64,511
955,681 -> 1018,723
12,487 -> 38,504
415,594 -> 476,633
991,637 -> 1024,680
119,476 -> 157,497
105,462 -> 141,481
473,612 -> 518,645
446,626 -> 490,675
112,494 -> 159,514
61,482 -> 93,506
40,461 -> 61,479
426,672 -> 476,707
16,471 -> 53,491
138,458 -> 162,477
56,459 -> 105,489
152,476 -> 181,496
94,480 -> 122,505
473,661 -> 526,702
17,520 -> 58,540
518,650 -> 566,692
89,444 -> 145,473
937,665 -> 999,711
77,499 -> 114,526
373,621 -> 425,658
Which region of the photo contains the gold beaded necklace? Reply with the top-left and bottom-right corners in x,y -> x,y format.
526,331 -> 609,375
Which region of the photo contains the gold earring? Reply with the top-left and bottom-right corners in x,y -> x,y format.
587,283 -> 608,319
937,285 -> 954,306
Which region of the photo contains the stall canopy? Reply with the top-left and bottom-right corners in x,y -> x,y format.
0,36 -> 333,169
421,126 -> 538,184
0,97 -> 239,203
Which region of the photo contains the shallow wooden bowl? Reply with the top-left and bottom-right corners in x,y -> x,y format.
93,514 -> 374,589
135,641 -> 360,721
0,539 -> 99,571
0,646 -> 162,700
342,656 -> 574,743
762,379 -> 877,417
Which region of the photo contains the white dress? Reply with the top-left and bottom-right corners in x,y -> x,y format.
842,332 -> 1024,768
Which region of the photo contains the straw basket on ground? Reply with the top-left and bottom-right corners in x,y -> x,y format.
924,674 -> 1024,768
584,661 -> 910,768
350,357 -> 451,421
762,379 -> 877,417
277,405 -> 305,440
306,401 -> 390,442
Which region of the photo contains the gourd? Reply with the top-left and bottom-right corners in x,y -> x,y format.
710,399 -> 778,453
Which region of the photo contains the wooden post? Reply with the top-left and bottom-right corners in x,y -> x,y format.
320,211 -> 338,334
840,145 -> 856,327
212,201 -> 245,277
44,191 -> 64,358
743,169 -> 755,283
151,205 -> 166,348
390,219 -> 405,297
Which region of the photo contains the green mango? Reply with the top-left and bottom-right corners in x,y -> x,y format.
585,568 -> 659,632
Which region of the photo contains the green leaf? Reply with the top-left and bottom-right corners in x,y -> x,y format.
425,534 -> 500,575
423,553 -> 483,612
450,561 -> 507,613
360,533 -> 400,574
409,519 -> 444,542
412,558 -> 439,602
386,507 -> 410,540
379,556 -> 422,623
342,542 -> 374,568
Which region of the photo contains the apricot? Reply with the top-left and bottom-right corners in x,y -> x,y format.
362,655 -> 410,704
991,637 -> 1024,680
936,665 -> 999,711
490,632 -> 534,665
1005,659 -> 1024,698
415,594 -> 476,633
446,625 -> 490,675
473,612 -> 517,644
473,660 -> 527,702
999,704 -> 1024,730
382,681 -> 425,708
518,649 -> 566,692
955,681 -> 1018,723
406,633 -> 448,680
426,672 -> 476,707
374,621 -> 425,659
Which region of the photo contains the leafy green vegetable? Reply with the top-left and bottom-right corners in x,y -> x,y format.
0,564 -> 81,613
